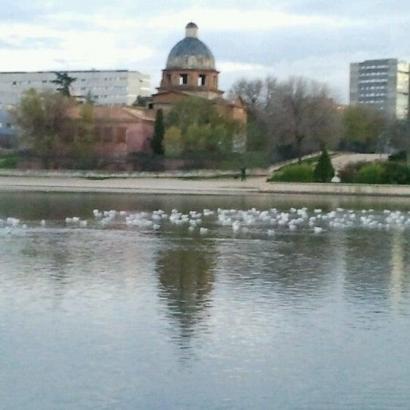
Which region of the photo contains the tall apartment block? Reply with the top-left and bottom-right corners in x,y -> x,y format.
0,70 -> 151,109
350,58 -> 410,119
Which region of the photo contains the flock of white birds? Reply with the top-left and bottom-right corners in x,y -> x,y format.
1,207 -> 410,236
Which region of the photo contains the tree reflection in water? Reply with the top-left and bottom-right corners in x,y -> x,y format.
155,236 -> 216,348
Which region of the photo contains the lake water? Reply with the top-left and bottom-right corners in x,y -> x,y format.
1,192 -> 410,410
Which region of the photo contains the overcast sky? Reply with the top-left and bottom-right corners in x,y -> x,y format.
1,0 -> 409,102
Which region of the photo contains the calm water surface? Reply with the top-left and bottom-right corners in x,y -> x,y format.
1,192 -> 410,409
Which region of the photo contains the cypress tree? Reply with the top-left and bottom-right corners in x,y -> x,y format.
314,148 -> 335,182
151,109 -> 165,155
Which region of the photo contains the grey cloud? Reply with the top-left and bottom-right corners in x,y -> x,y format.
207,29 -> 375,65
0,37 -> 61,50
281,0 -> 410,17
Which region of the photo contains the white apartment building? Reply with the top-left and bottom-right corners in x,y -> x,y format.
0,70 -> 151,109
350,59 -> 410,119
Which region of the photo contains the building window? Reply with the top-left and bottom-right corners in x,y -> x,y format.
102,127 -> 113,143
198,74 -> 206,86
116,127 -> 127,143
179,74 -> 188,85
94,127 -> 102,142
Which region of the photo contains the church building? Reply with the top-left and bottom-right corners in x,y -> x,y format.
151,22 -> 247,133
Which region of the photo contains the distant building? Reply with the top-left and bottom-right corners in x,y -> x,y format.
350,58 -> 410,119
0,70 -> 151,109
152,22 -> 247,133
151,22 -> 247,152
65,106 -> 154,161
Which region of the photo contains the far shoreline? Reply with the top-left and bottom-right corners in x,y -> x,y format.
2,173 -> 410,198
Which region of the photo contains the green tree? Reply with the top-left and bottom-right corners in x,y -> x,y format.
13,89 -> 74,168
386,119 -> 410,164
164,126 -> 183,156
313,148 -> 335,182
165,96 -> 240,155
132,95 -> 151,107
52,72 -> 76,97
342,105 -> 386,152
151,109 -> 165,155
72,103 -> 96,169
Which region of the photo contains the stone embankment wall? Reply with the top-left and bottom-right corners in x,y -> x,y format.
261,182 -> 410,197
0,168 -> 268,179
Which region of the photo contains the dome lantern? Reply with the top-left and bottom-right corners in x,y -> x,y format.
185,22 -> 198,38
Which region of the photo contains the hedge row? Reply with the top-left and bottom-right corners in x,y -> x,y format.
340,161 -> 410,185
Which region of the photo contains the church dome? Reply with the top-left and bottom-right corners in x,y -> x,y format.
166,23 -> 216,70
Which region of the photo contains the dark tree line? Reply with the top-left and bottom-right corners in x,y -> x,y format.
228,75 -> 410,163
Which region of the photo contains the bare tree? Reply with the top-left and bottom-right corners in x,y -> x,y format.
229,77 -> 274,152
230,76 -> 342,162
267,77 -> 341,162
228,78 -> 264,111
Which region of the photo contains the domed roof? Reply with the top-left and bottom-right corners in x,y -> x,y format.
166,23 -> 216,70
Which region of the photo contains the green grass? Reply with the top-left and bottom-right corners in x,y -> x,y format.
0,155 -> 18,169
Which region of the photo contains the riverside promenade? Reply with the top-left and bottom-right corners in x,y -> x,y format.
0,152 -> 397,196
2,173 -> 410,197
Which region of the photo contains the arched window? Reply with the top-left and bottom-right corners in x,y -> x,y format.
198,74 -> 206,86
179,74 -> 188,85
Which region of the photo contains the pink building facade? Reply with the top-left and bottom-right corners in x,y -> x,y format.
67,106 -> 155,161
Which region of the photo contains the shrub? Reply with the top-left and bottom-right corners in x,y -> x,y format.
383,162 -> 410,184
339,162 -> 365,183
0,155 -> 18,169
388,151 -> 407,162
339,160 -> 410,185
353,163 -> 386,184
269,164 -> 314,182
313,149 -> 335,182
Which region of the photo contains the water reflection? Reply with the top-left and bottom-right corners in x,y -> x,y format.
2,193 -> 410,408
215,233 -> 336,306
390,230 -> 410,313
344,231 -> 393,311
341,229 -> 410,316
155,236 -> 216,347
